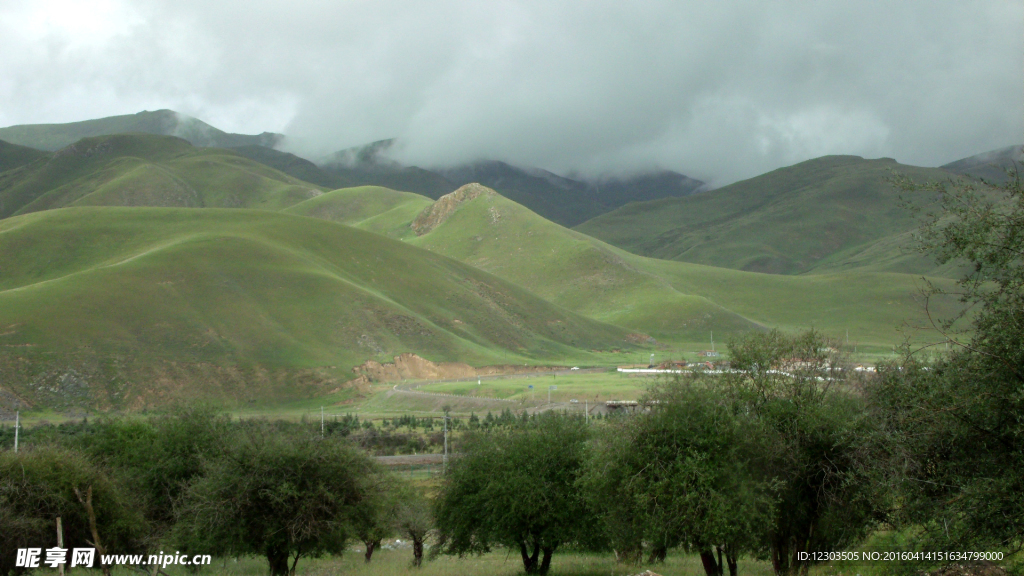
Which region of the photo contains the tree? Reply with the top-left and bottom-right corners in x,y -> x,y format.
725,330 -> 880,576
0,446 -> 148,576
869,172 -> 1024,551
351,473 -> 399,563
394,484 -> 432,567
70,405 -> 230,535
173,421 -> 377,576
582,380 -> 773,575
432,412 -> 601,575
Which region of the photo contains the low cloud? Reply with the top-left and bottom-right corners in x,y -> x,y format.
1,0 -> 1020,184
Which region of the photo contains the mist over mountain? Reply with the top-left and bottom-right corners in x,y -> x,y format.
0,110 -> 282,152
1,2 -> 1018,186
941,145 -> 1024,185
315,137 -> 705,226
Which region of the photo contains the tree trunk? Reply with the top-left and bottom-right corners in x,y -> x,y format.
411,536 -> 423,567
519,540 -> 540,574
363,539 -> 380,563
647,545 -> 668,564
725,545 -> 738,576
265,545 -> 290,576
73,486 -> 111,576
538,546 -> 556,575
700,549 -> 722,576
614,544 -> 643,565
771,538 -> 790,576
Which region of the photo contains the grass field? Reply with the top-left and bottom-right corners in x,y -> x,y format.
16,547 -> 775,576
413,370 -> 657,405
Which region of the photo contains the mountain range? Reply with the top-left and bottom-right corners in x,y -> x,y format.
0,111 -> 705,226
0,110 -> 1014,411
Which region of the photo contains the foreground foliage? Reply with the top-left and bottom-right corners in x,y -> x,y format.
173,421 -> 379,576
586,330 -> 880,576
872,172 -> 1024,553
0,447 -> 148,576
433,413 -> 602,575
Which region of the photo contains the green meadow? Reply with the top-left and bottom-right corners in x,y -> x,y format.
14,548 -> 779,576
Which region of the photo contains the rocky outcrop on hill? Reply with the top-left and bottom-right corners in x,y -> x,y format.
411,183 -> 493,235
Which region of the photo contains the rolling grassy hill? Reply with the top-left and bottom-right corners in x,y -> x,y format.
0,109 -> 282,151
282,186 -> 433,240
296,183 -> 961,348
574,156 -> 960,275
0,207 -> 636,411
0,134 -> 330,218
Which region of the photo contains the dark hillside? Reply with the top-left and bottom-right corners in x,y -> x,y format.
0,139 -> 48,173
941,144 -> 1023,184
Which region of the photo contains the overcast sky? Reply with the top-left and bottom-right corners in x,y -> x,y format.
1,0 -> 1021,184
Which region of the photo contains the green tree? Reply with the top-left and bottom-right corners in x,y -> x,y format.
725,330 -> 879,576
173,421 -> 377,576
0,446 -> 148,576
870,173 -> 1024,551
432,412 -> 601,575
69,406 -> 230,535
582,380 -> 773,575
394,483 -> 432,567
351,473 -> 400,563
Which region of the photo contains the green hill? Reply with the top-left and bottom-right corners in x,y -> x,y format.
297,183 -> 960,348
0,134 -> 330,219
0,109 -> 281,151
0,207 -> 635,411
282,185 -> 433,240
0,139 -> 48,173
574,156 -> 958,275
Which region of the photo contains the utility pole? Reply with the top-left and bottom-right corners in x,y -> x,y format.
585,400 -> 588,423
321,406 -> 324,438
711,331 -> 714,352
56,517 -> 64,576
13,411 -> 18,454
442,409 -> 449,473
